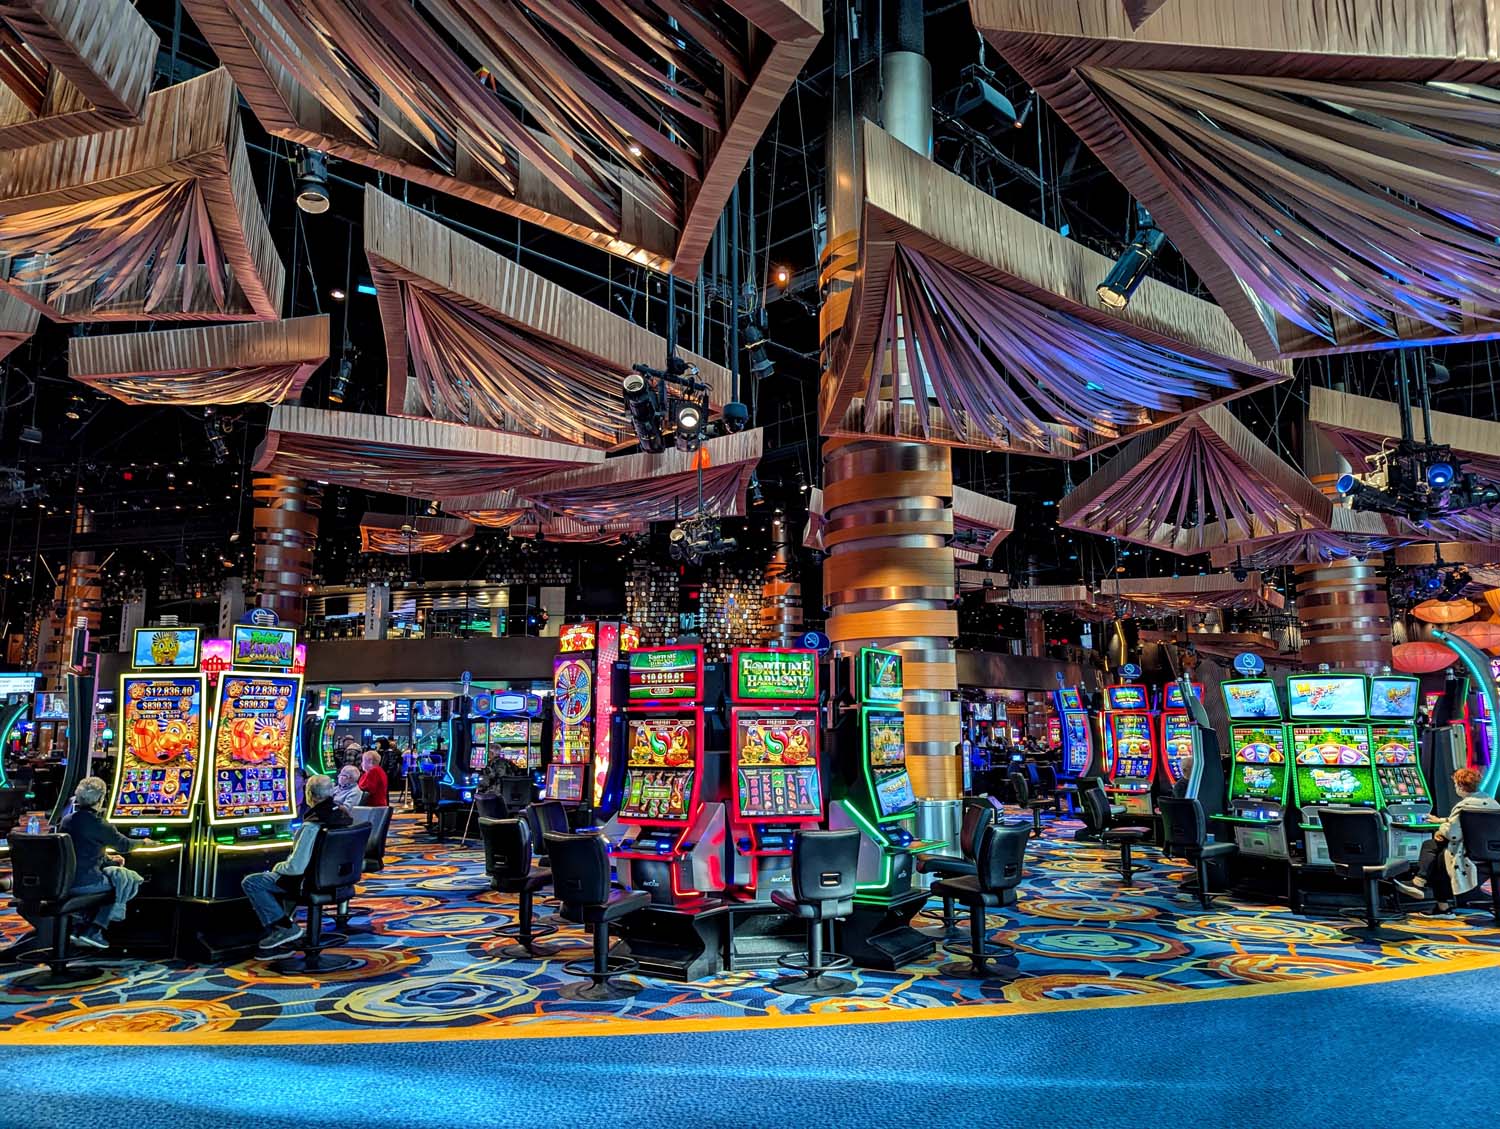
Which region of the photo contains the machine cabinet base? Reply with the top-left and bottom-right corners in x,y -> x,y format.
838,890 -> 934,970
613,903 -> 726,982
724,902 -> 808,971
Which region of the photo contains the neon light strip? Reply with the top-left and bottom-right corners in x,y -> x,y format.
0,700 -> 25,787
1433,629 -> 1500,796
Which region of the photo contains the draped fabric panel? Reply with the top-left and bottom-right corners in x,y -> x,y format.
359,513 -> 475,554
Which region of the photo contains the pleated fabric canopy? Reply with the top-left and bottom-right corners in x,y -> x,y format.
358,512 -> 475,555
952,486 -> 1017,564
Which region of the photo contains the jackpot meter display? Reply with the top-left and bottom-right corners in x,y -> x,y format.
110,675 -> 206,823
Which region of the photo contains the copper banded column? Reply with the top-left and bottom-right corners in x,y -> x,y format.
252,475 -> 320,626
1295,461 -> 1391,673
760,512 -> 803,647
822,438 -> 961,797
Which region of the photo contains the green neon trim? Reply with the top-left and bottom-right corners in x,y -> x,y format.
0,700 -> 26,787
1433,629 -> 1500,796
839,799 -> 895,892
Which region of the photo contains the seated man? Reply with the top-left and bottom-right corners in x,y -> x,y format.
358,749 -> 389,808
58,776 -> 154,949
332,764 -> 364,810
241,774 -> 353,952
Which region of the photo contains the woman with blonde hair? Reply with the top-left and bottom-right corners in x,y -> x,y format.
1396,767 -> 1500,913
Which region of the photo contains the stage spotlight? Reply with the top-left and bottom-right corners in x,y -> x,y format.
329,286 -> 346,302
953,71 -> 1018,129
622,372 -> 665,453
426,499 -> 439,516
750,352 -> 775,379
204,421 -> 229,464
721,401 -> 749,433
1427,359 -> 1451,387
674,399 -> 704,452
772,265 -> 791,289
1097,207 -> 1167,310
748,475 -> 764,506
295,149 -> 331,214
328,354 -> 352,404
1427,461 -> 1456,489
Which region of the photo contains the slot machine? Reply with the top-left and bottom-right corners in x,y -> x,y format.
1052,686 -> 1099,779
1158,681 -> 1203,790
108,626 -> 208,898
193,623 -> 302,899
457,691 -> 541,803
546,621 -> 633,817
1368,673 -> 1435,863
726,647 -> 822,901
0,672 -> 38,789
1214,677 -> 1292,858
827,647 -> 940,970
1102,683 -> 1156,816
311,686 -> 342,775
1287,670 -> 1376,867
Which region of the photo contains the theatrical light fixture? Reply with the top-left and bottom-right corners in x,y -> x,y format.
295,149 -> 331,214
622,372 -> 665,454
772,265 -> 791,288
721,401 -> 749,433
1338,440 -> 1500,525
1097,204 -> 1167,310
330,286 -> 346,301
328,353 -> 353,405
748,474 -> 764,506
204,420 -> 229,464
951,65 -> 1019,130
668,515 -> 737,564
674,399 -> 704,452
1427,461 -> 1455,489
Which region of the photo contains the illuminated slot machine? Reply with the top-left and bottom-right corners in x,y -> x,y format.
827,647 -> 941,970
547,621 -> 632,816
312,686 -> 342,775
459,691 -> 542,803
1052,687 -> 1098,780
1158,681 -> 1204,790
1213,677 -> 1292,858
1368,674 -> 1434,863
726,647 -> 822,902
1287,671 -> 1376,867
1045,710 -> 1062,751
107,626 -> 208,899
1102,683 -> 1156,816
0,672 -> 38,790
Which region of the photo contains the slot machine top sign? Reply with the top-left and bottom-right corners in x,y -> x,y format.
732,648 -> 818,703
858,648 -> 903,706
230,625 -> 297,670
628,646 -> 703,702
132,627 -> 201,670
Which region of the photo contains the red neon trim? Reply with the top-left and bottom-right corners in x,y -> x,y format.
728,704 -> 823,824
617,706 -> 706,828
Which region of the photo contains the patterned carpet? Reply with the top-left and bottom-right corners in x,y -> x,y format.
1,810 -> 1497,1039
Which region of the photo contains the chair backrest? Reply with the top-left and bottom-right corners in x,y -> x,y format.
1078,783 -> 1110,833
8,833 -> 75,904
533,800 -> 570,835
1459,809 -> 1500,864
1010,774 -> 1031,806
1158,797 -> 1206,852
480,817 -> 531,880
416,774 -> 440,804
351,805 -> 393,860
544,832 -> 611,904
1036,763 -> 1057,792
975,823 -> 1030,893
958,802 -> 996,860
0,787 -> 24,818
476,793 -> 508,821
308,824 -> 371,892
1319,807 -> 1386,868
789,828 -> 861,904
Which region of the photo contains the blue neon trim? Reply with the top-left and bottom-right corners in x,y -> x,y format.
1433,628 -> 1500,797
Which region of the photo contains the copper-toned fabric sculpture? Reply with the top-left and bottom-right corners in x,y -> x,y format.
1097,573 -> 1285,615
0,287 -> 38,361
951,486 -> 1016,564
181,0 -> 821,275
68,316 -> 328,405
364,188 -> 728,447
359,512 -> 475,555
0,0 -> 155,148
972,0 -> 1500,356
0,68 -> 284,322
822,122 -> 1289,455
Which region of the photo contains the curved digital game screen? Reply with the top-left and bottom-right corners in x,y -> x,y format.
111,675 -> 205,823
620,717 -> 697,822
1056,688 -> 1083,711
1110,714 -> 1153,781
1161,715 -> 1194,777
1062,711 -> 1090,773
1287,675 -> 1367,720
864,709 -> 906,767
1223,680 -> 1281,720
874,768 -> 915,818
209,674 -> 299,823
1369,676 -> 1419,720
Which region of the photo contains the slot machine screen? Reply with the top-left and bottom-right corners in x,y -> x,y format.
489,719 -> 528,745
469,748 -> 489,771
864,709 -> 906,767
1287,675 -> 1367,720
1231,725 -> 1286,764
735,712 -> 820,819
620,717 -> 697,822
1291,724 -> 1375,806
131,627 -> 201,670
1161,714 -> 1194,772
874,769 -> 916,818
1234,761 -> 1287,802
469,721 -> 488,746
1370,725 -> 1418,764
858,648 -> 904,706
1291,725 -> 1371,765
209,674 -> 299,822
1056,688 -> 1082,711
1105,685 -> 1148,711
1222,680 -> 1281,721
1294,763 -> 1377,807
1369,677 -> 1419,720
545,763 -> 585,803
1062,711 -> 1090,773
1164,682 -> 1202,709
111,675 -> 205,822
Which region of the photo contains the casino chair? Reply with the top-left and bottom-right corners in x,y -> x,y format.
1080,786 -> 1153,886
271,823 -> 373,974
1034,764 -> 1061,812
6,833 -> 114,986
1458,810 -> 1500,924
1074,780 -> 1120,842
1157,798 -> 1236,909
1320,807 -> 1410,943
333,806 -> 392,934
527,801 -> 570,865
1009,775 -> 1054,839
917,801 -> 997,939
545,831 -> 649,1001
932,823 -> 1030,979
770,828 -> 862,997
476,792 -> 509,821
0,788 -> 24,839
416,774 -> 463,841
481,817 -> 558,957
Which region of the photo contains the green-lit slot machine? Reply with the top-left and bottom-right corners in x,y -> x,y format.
107,626 -> 208,898
1367,673 -> 1436,863
1287,671 -> 1376,867
1213,676 -> 1292,858
827,647 -> 940,970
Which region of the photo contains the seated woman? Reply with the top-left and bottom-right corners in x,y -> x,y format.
331,764 -> 365,810
1396,767 -> 1500,913
58,776 -> 154,949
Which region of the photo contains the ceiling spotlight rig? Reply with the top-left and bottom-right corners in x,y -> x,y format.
1393,555 -> 1472,606
668,514 -> 737,564
1097,201 -> 1167,311
622,354 -> 747,454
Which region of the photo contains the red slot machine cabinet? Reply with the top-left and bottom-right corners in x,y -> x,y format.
1103,683 -> 1157,816
727,647 -> 822,903
612,645 -> 726,907
548,621 -> 632,817
1158,681 -> 1204,789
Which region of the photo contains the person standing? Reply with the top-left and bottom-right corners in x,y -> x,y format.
358,749 -> 390,808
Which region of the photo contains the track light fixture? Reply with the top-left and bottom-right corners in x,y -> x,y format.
622,372 -> 665,453
295,149 -> 331,214
673,398 -> 704,452
328,352 -> 354,405
1097,203 -> 1166,310
624,355 -> 709,454
668,515 -> 737,564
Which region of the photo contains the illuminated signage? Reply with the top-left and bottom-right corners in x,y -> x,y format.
230,624 -> 297,670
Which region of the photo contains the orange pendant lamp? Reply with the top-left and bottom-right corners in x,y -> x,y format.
1391,641 -> 1458,674
1411,599 -> 1478,624
1447,619 -> 1500,654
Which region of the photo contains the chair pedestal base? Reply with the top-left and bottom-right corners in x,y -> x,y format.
495,921 -> 559,959
918,892 -> 967,941
560,924 -> 642,1000
269,905 -> 362,975
773,922 -> 855,997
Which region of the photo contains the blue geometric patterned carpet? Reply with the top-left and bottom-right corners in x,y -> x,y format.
1,810 -> 1496,1040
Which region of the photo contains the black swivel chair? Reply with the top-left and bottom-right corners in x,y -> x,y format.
917,802 -> 996,939
1158,797 -> 1236,908
476,792 -> 509,821
1009,775 -> 1053,838
416,774 -> 463,840
7,833 -> 114,985
545,831 -> 649,1001
527,801 -> 570,864
770,828 -> 862,997
0,787 -> 24,839
481,817 -> 557,957
334,806 -> 392,933
1083,786 -> 1151,885
1035,763 -> 1061,812
272,823 -> 372,974
1320,807 -> 1410,942
1459,810 -> 1500,924
932,823 -> 1030,978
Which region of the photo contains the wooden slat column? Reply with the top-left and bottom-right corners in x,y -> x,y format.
760,512 -> 803,647
252,475 -> 320,626
822,438 -> 961,798
1294,472 -> 1391,672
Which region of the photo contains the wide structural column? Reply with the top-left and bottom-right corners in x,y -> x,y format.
252,475 -> 320,626
760,512 -> 803,647
822,439 -> 961,798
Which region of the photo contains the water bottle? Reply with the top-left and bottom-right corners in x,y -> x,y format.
25,815 -> 39,835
